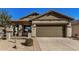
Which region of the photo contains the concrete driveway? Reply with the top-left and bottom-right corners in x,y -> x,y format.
35,37 -> 79,51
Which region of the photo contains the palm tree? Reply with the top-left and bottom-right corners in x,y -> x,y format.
0,9 -> 12,39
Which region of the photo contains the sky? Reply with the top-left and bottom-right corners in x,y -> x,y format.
2,8 -> 79,20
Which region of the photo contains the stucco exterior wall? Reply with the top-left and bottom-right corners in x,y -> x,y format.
32,21 -> 68,25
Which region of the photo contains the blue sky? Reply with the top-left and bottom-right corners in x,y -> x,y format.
3,8 -> 79,20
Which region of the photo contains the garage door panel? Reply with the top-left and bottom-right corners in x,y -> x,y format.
36,26 -> 63,37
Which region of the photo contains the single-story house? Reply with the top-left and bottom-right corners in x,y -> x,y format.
10,10 -> 75,38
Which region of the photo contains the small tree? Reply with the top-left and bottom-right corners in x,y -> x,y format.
0,9 -> 12,39
0,9 -> 11,28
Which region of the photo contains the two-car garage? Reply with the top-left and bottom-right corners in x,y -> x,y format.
36,25 -> 66,37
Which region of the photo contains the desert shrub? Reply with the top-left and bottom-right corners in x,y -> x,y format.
21,38 -> 33,46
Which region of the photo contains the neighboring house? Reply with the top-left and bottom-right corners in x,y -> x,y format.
72,20 -> 79,37
10,10 -> 75,38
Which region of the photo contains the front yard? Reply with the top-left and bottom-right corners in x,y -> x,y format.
0,37 -> 79,51
0,38 -> 33,51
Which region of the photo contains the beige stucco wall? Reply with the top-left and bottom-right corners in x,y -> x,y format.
32,21 -> 68,24
37,15 -> 59,20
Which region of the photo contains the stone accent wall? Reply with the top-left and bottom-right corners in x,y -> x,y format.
67,22 -> 72,37
32,24 -> 36,37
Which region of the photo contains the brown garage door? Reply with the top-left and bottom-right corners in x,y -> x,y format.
36,25 -> 64,37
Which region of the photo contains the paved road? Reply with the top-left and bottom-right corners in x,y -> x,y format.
36,37 -> 79,51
